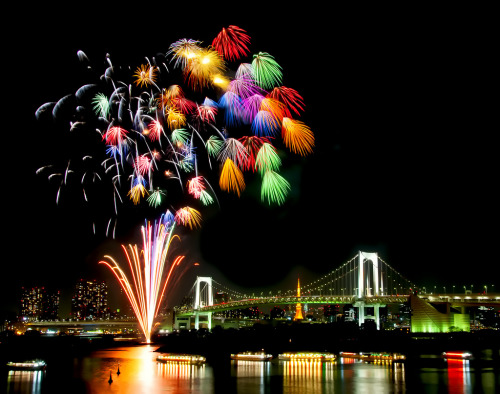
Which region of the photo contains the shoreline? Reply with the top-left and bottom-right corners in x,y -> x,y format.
2,324 -> 500,366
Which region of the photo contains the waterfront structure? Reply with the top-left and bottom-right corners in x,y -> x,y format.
71,279 -> 108,320
19,286 -> 60,321
294,278 -> 304,321
173,251 -> 500,332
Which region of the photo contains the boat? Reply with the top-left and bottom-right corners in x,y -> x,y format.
6,360 -> 47,371
339,352 -> 406,362
441,351 -> 473,360
231,351 -> 273,361
156,353 -> 206,365
278,352 -> 336,361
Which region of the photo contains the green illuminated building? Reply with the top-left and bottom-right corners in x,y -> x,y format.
410,294 -> 470,333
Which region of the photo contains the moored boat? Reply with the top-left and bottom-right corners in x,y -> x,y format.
156,353 -> 206,365
231,351 -> 273,361
278,352 -> 336,361
6,360 -> 47,371
442,351 -> 473,360
339,352 -> 406,362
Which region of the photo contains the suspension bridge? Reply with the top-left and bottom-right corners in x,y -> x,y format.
174,251 -> 500,333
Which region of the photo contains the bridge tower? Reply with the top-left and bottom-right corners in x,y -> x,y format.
193,276 -> 213,331
294,277 -> 304,320
354,251 -> 383,330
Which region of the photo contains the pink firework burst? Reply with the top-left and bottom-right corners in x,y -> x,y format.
134,155 -> 153,176
187,176 -> 206,199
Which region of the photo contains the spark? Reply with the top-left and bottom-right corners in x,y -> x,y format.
197,102 -> 218,123
205,135 -> 223,157
212,25 -> 251,61
239,136 -> 269,172
168,39 -> 203,70
187,176 -> 206,198
251,52 -> 283,90
147,120 -> 163,142
255,143 -> 282,174
183,48 -> 227,91
281,117 -> 315,156
175,206 -> 202,229
251,110 -> 280,137
267,86 -> 305,117
219,158 -> 245,196
99,216 -> 189,343
134,64 -> 158,88
92,93 -> 110,117
147,188 -> 165,208
261,170 -> 290,205
218,138 -> 249,169
128,177 -> 149,204
103,126 -> 128,146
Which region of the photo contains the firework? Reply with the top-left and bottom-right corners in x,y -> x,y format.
99,214 -> 190,343
212,25 -> 251,61
35,24 -> 315,234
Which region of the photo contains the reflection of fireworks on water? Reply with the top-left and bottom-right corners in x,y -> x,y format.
35,25 -> 314,237
99,213 -> 192,343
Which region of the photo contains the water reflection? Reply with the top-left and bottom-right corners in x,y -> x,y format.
3,345 -> 498,393
6,370 -> 44,394
446,359 -> 470,393
77,345 -> 212,393
282,360 -> 334,393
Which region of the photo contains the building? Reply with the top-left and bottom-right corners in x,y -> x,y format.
20,286 -> 60,321
71,279 -> 108,320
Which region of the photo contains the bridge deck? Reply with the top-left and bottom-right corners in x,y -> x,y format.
176,294 -> 411,315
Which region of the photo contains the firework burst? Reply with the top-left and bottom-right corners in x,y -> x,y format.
36,24 -> 315,236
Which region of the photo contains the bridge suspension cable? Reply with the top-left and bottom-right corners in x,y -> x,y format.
181,253 -> 419,310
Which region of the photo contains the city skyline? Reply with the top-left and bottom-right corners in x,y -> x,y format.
2,7 -> 497,319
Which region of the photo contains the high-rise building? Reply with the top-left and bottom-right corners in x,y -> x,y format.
20,286 -> 60,321
71,279 -> 108,320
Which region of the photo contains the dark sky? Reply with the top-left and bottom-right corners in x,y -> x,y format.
2,5 -> 497,317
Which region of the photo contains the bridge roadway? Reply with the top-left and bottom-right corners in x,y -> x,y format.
175,294 -> 411,316
176,293 -> 500,316
420,293 -> 500,307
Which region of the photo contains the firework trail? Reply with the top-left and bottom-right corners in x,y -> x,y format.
35,25 -> 315,236
99,213 -> 191,343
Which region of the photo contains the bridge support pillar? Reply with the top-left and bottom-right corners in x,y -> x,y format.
374,305 -> 380,330
357,302 -> 365,327
194,311 -> 212,331
355,301 -> 383,330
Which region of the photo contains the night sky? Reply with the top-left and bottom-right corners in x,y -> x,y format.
2,5 -> 497,317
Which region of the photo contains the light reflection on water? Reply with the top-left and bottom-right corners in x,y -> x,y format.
76,345 -> 213,393
3,346 -> 499,393
6,370 -> 44,394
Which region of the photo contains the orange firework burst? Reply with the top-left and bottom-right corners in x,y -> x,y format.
281,117 -> 315,156
219,158 -> 245,196
134,64 -> 157,88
